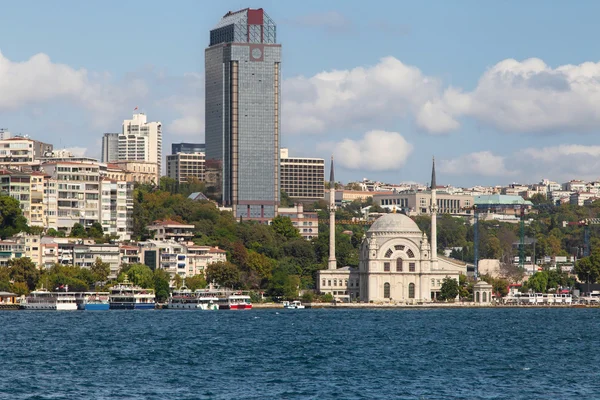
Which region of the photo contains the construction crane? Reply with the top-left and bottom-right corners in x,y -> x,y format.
566,218 -> 600,257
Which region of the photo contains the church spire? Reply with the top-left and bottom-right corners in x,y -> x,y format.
430,156 -> 436,190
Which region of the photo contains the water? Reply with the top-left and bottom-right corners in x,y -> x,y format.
1,308 -> 599,399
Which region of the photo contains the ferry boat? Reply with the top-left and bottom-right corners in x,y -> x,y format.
217,293 -> 253,310
76,292 -> 110,310
21,288 -> 77,310
283,300 -> 305,309
109,279 -> 155,310
167,287 -> 219,310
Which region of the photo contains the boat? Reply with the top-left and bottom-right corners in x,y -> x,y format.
167,287 -> 219,310
109,279 -> 155,310
283,300 -> 305,309
217,293 -> 253,310
21,288 -> 77,310
76,292 -> 110,310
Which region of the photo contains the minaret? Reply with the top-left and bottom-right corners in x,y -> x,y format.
328,156 -> 337,270
430,157 -> 438,263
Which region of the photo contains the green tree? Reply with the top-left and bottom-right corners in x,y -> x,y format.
0,193 -> 28,239
206,261 -> 241,288
525,271 -> 549,293
280,190 -> 293,207
246,251 -> 276,281
46,228 -> 66,237
120,264 -> 154,288
185,275 -> 207,291
87,222 -> 105,239
153,269 -> 171,302
90,257 -> 110,284
8,257 -> 39,291
575,249 -> 600,285
70,223 -> 87,238
268,269 -> 300,300
438,277 -> 459,301
271,216 -> 301,240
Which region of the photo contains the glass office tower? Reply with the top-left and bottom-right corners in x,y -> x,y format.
205,8 -> 281,220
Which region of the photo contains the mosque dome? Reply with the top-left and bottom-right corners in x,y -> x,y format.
368,213 -> 422,234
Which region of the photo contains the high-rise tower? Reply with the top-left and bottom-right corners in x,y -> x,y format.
205,8 -> 281,220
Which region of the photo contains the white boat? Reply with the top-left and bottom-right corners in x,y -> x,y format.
21,288 -> 77,310
167,287 -> 219,310
283,300 -> 305,309
109,279 -> 155,310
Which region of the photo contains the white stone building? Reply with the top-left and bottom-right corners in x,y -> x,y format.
118,113 -> 162,181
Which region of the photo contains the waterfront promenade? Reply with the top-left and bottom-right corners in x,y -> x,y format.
252,302 -> 594,309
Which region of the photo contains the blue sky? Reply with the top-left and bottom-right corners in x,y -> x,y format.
2,1 -> 600,186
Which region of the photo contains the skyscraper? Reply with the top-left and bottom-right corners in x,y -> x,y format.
101,133 -> 119,163
205,8 -> 281,220
118,113 -> 162,182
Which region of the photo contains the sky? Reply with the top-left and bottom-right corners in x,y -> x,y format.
2,0 -> 600,187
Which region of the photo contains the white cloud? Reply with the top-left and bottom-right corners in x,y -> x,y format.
0,51 -> 147,127
440,151 -> 518,177
283,57 -> 455,135
318,130 -> 413,171
515,144 -> 600,182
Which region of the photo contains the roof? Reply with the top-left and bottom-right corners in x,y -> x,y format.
368,214 -> 421,234
209,247 -> 226,254
0,292 -> 17,297
474,194 -> 533,206
149,219 -> 193,227
188,192 -> 209,201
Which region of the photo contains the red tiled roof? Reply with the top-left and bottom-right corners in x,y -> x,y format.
209,247 -> 226,253
151,219 -> 191,226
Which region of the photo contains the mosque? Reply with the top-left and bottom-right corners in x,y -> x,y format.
317,158 -> 467,303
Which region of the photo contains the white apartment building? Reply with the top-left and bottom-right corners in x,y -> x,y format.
0,137 -> 53,168
100,179 -> 134,240
166,152 -> 205,183
118,113 -> 162,181
562,180 -> 587,192
279,148 -> 325,200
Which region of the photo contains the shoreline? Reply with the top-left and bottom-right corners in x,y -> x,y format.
252,302 -> 596,309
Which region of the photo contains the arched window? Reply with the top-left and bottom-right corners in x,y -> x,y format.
384,282 -> 390,298
396,258 -> 403,272
476,292 -> 480,302
408,283 -> 415,299
406,249 -> 415,258
385,249 -> 393,258
334,279 -> 337,286
322,279 -> 326,287
482,292 -> 487,302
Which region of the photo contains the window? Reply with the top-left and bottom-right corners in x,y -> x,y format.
394,245 -> 405,251
322,279 -> 325,287
431,279 -> 435,287
384,282 -> 390,298
406,249 -> 415,258
384,262 -> 390,272
409,283 -> 415,299
328,280 -> 331,287
409,262 -> 416,272
396,258 -> 403,272
385,249 -> 393,258
482,292 -> 487,302
334,279 -> 337,286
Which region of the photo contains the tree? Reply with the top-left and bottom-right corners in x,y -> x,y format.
271,216 -> 301,240
185,275 -> 207,291
206,261 -> 241,288
8,257 -> 40,291
280,190 -> 293,207
90,257 -> 110,284
46,228 -> 66,237
70,223 -> 87,238
575,249 -> 600,285
525,271 -> 549,293
268,269 -> 300,300
153,269 -> 171,303
120,264 -> 154,288
0,194 -> 28,239
438,277 -> 459,301
87,222 -> 105,239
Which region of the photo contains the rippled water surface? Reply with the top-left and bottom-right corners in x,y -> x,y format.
1,308 -> 599,399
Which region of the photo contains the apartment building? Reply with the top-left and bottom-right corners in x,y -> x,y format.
118,113 -> 162,182
146,220 -> 195,242
0,136 -> 53,168
166,152 -> 205,183
100,179 -> 134,240
111,161 -> 157,184
279,148 -> 324,201
277,203 -> 319,240
0,169 -> 50,227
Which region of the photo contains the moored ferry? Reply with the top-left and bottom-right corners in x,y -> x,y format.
76,292 -> 110,310
109,279 -> 155,310
217,293 -> 253,310
21,288 -> 78,310
167,287 -> 219,310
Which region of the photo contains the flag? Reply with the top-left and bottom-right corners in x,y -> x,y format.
134,106 -> 138,111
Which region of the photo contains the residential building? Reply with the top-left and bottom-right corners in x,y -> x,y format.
112,161 -> 157,184
205,8 -> 281,221
172,143 -> 205,154
279,148 -> 324,201
118,113 -> 162,181
101,133 -> 119,163
74,243 -> 121,278
277,203 -> 319,240
100,179 -> 134,240
570,192 -> 598,206
146,220 -> 195,242
166,152 -> 205,183
0,240 -> 24,267
0,129 -> 10,140
326,190 -> 395,207
0,136 -> 53,168
0,169 -> 50,228
374,191 -> 473,216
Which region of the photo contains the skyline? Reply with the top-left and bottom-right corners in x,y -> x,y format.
1,1 -> 600,186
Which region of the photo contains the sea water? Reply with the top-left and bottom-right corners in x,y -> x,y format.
1,308 -> 599,399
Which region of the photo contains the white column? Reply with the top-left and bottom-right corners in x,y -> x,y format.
431,187 -> 438,262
